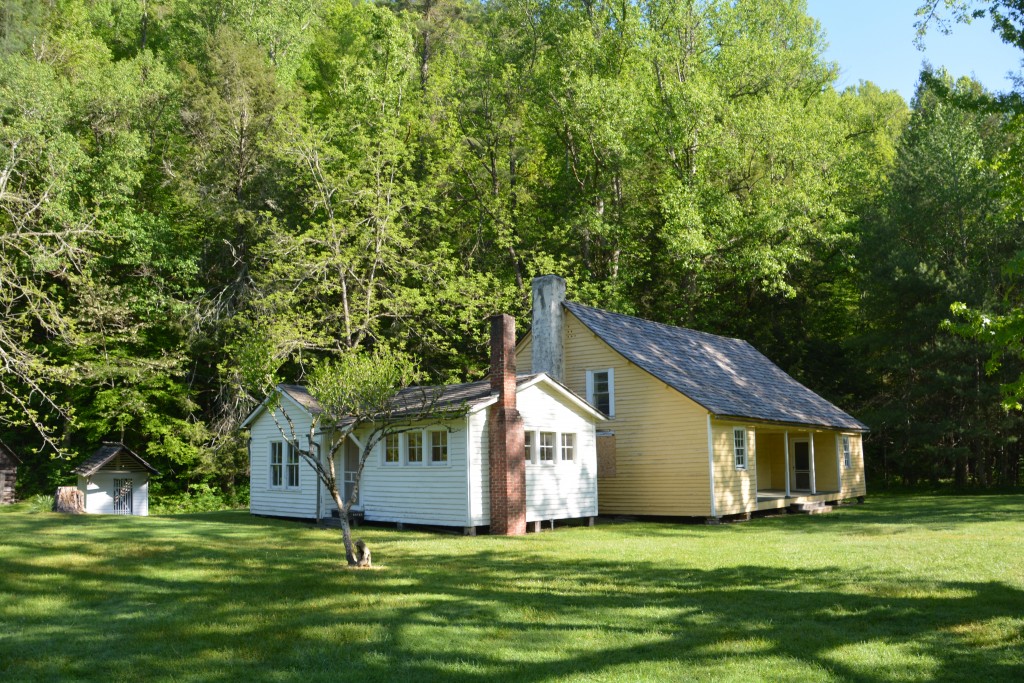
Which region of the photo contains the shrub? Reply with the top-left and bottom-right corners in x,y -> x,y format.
150,484 -> 249,515
25,494 -> 55,514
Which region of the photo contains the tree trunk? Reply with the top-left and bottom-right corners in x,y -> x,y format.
329,486 -> 358,566
339,511 -> 358,565
53,486 -> 84,514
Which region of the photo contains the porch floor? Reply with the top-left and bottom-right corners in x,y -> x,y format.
756,489 -> 840,512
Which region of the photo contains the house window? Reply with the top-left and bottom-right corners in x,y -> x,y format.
286,444 -> 300,487
430,431 -> 448,464
524,431 -> 534,463
561,433 -> 576,461
733,428 -> 747,470
539,432 -> 555,462
586,369 -> 615,417
385,434 -> 401,465
407,431 -> 423,464
842,435 -> 852,469
270,442 -> 283,487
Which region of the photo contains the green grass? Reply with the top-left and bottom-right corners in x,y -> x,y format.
1,495 -> 1022,682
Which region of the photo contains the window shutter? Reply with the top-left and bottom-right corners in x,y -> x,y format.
606,368 -> 615,417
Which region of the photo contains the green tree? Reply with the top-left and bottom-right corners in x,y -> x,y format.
246,347 -> 464,566
857,72 -> 1023,486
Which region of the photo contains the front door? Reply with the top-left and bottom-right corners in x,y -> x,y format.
793,442 -> 811,491
113,478 -> 133,515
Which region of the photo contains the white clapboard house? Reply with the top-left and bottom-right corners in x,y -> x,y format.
243,315 -> 605,535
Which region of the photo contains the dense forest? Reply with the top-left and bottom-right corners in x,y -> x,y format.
2,0 -> 1023,506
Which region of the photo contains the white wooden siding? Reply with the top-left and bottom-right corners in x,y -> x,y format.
249,380 -> 600,528
248,395 -> 321,520
521,383 -> 599,521
77,469 -> 150,516
470,408 -> 491,526
474,382 -> 599,525
351,418 -> 471,527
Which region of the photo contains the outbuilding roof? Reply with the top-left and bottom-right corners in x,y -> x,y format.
564,301 -> 868,432
73,442 -> 160,477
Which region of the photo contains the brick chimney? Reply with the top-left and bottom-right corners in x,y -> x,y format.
531,275 -> 566,380
488,313 -> 526,536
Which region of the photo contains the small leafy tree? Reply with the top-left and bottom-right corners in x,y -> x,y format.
250,347 -> 466,566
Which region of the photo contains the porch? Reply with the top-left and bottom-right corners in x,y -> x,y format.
755,489 -> 840,512
753,427 -> 847,509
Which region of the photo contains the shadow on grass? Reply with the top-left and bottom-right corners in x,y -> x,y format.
775,493 -> 1024,534
1,499 -> 1022,682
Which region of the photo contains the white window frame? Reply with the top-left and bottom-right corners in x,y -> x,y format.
842,435 -> 852,469
406,430 -> 424,465
270,441 -> 284,488
733,427 -> 747,471
285,443 -> 300,487
560,433 -> 576,462
383,433 -> 401,466
585,368 -> 615,417
428,430 -> 448,465
538,431 -> 556,463
524,430 -> 535,464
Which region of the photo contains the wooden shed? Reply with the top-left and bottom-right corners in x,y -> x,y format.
0,442 -> 20,505
74,443 -> 159,516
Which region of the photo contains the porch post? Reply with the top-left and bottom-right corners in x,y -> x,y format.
784,431 -> 791,497
809,432 -> 817,494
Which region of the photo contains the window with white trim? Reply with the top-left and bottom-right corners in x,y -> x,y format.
733,428 -> 747,470
286,443 -> 300,487
270,442 -> 298,487
429,431 -> 448,464
561,433 -> 576,462
384,433 -> 401,465
270,442 -> 284,487
539,431 -> 555,462
586,369 -> 615,417
842,435 -> 852,469
524,431 -> 534,463
407,431 -> 423,464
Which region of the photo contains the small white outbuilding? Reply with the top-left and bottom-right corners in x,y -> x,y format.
74,443 -> 159,516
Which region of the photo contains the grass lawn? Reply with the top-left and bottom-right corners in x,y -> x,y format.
1,495 -> 1022,682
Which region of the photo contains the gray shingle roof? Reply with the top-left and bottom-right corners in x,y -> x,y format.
564,302 -> 867,431
280,384 -> 324,415
278,374 -> 546,421
73,442 -> 160,476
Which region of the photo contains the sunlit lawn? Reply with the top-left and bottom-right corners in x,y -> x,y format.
1,494 -> 1022,682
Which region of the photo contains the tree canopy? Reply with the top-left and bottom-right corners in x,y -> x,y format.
2,0 -> 1021,499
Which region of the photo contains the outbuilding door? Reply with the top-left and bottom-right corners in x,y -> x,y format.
113,478 -> 133,515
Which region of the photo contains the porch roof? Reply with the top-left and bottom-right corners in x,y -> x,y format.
565,302 -> 868,432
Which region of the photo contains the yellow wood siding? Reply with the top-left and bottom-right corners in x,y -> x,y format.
840,433 -> 867,496
711,421 -> 757,515
814,431 -> 839,492
517,313 -> 712,516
